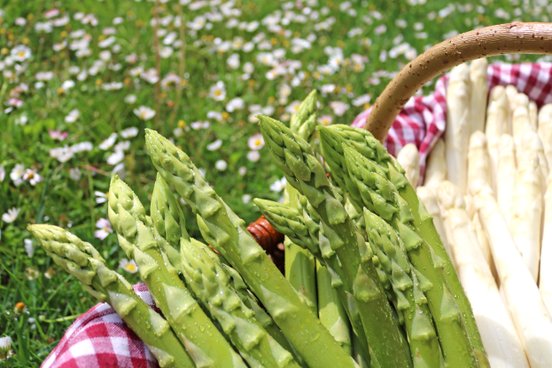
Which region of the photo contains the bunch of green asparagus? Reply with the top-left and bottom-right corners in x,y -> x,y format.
29,91 -> 489,368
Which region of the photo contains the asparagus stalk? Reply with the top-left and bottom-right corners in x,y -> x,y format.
285,90 -> 319,314
468,58 -> 488,134
341,145 -> 486,368
396,143 -> 420,187
258,116 -> 412,368
511,130 -> 544,281
289,89 -> 318,143
496,134 -> 517,227
446,63 -> 471,193
416,186 -> 451,258
424,139 -> 447,187
467,131 -> 491,196
485,85 -> 510,190
145,129 -> 357,368
179,237 -> 299,368
540,172 -> 552,315
538,104 -> 552,168
150,173 -> 189,268
436,182 -> 529,368
28,224 -> 194,368
529,101 -> 538,130
474,186 -> 552,368
218,261 -> 294,353
108,176 -> 247,368
151,173 -> 190,245
319,124 -> 488,367
316,262 -> 352,355
359,208 -> 442,368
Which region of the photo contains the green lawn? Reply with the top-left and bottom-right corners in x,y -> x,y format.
0,0 -> 550,365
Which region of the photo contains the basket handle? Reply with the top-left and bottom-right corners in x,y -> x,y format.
365,22 -> 552,141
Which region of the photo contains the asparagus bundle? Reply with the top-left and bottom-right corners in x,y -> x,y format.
29,90 -> 502,368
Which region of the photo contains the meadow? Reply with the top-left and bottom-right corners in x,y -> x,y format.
1,0 -> 551,365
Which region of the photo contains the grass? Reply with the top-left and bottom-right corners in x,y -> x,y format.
0,0 -> 551,366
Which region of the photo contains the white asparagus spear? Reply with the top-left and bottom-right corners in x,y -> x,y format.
496,134 -> 517,227
417,185 -> 452,258
467,131 -> 492,197
505,85 -> 518,110
438,182 -> 528,368
396,143 -> 420,187
529,101 -> 538,130
468,58 -> 488,134
424,138 -> 447,186
512,92 -> 530,112
512,105 -> 533,163
446,63 -> 471,193
541,172 -> 552,314
471,211 -> 496,282
475,186 -> 552,368
485,86 -> 510,191
511,130 -> 544,281
541,172 -> 552,315
538,104 -> 552,169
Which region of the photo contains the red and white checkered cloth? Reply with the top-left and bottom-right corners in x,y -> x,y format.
43,62 -> 552,368
42,284 -> 158,368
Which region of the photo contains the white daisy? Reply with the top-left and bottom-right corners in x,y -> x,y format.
2,208 -> 20,224
133,106 -> 156,121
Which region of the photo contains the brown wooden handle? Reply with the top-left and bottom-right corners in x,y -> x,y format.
366,22 -> 552,141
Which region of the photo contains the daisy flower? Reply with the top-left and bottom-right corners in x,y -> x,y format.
95,191 -> 108,204
11,45 -> 32,62
206,139 -> 222,151
247,133 -> 265,151
65,109 -> 80,123
0,166 -> 5,182
24,239 -> 34,258
246,150 -> 260,162
94,218 -> 113,240
2,208 -> 20,224
10,164 -> 25,186
0,335 -> 13,360
215,160 -> 228,171
133,106 -> 156,121
119,259 -> 139,274
270,177 -> 287,192
23,168 -> 42,186
209,81 -> 226,101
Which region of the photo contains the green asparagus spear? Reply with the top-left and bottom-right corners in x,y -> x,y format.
254,198 -> 358,355
289,90 -> 318,142
151,173 -> 190,245
108,176 -> 247,368
27,224 -> 193,368
180,237 -> 300,368
145,129 -> 356,368
258,115 -> 412,368
321,125 -> 488,367
285,90 -> 319,314
360,209 -> 442,368
316,262 -> 352,354
150,174 -> 189,268
342,145 -> 485,368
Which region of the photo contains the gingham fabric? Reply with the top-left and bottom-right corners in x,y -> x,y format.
42,283 -> 158,368
42,62 -> 552,368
